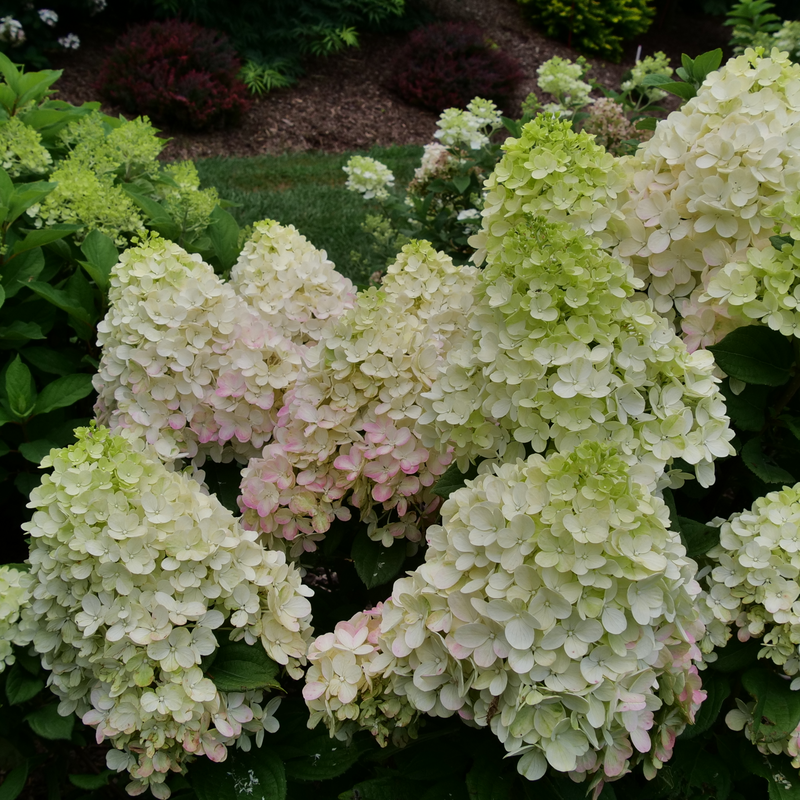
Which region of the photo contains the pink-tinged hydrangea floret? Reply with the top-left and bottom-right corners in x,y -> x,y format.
229,219 -> 356,346
20,425 -> 312,798
420,215 -> 734,489
239,240 -> 479,557
303,441 -> 706,789
93,234 -> 302,465
608,48 -> 800,345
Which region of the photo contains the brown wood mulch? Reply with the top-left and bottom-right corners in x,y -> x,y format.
47,0 -> 730,162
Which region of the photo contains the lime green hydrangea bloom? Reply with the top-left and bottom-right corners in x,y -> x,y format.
0,116 -> 51,176
421,216 -> 734,489
156,161 -> 219,238
36,158 -> 145,244
471,114 -> 630,261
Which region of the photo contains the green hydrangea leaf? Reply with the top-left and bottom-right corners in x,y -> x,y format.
743,667 -> 800,737
68,771 -> 114,790
721,379 -> 770,432
209,205 -> 241,271
283,732 -> 364,782
677,516 -> 720,558
5,355 -> 36,420
24,703 -> 74,740
708,326 -> 794,386
190,746 -> 286,800
5,662 -> 44,705
351,530 -> 406,589
2,248 -> 44,299
433,460 -> 481,500
206,638 -> 281,693
0,759 -> 28,800
34,373 -> 94,416
742,436 -> 795,485
11,226 -> 82,256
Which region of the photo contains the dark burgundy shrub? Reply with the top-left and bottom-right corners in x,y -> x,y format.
391,22 -> 523,114
97,20 -> 251,130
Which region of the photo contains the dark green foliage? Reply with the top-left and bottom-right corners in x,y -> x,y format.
518,0 -> 655,62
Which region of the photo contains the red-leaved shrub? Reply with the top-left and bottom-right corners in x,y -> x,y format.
97,20 -> 251,130
391,22 -> 523,114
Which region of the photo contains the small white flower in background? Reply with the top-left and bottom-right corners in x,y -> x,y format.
434,97 -> 501,151
37,8 -> 58,26
57,32 -> 80,49
536,56 -> 594,112
456,208 -> 480,221
0,16 -> 25,45
92,0 -> 107,12
343,155 -> 395,200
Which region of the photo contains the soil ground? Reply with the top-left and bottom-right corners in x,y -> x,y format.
47,0 -> 731,162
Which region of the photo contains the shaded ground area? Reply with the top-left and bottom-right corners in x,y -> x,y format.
48,0 -> 729,161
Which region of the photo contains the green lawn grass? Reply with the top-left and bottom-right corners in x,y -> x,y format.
196,145 -> 423,285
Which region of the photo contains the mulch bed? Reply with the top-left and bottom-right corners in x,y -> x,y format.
48,0 -> 730,161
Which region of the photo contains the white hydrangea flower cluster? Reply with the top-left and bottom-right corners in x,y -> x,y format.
343,156 -> 395,200
609,48 -> 800,346
434,98 -> 501,151
37,8 -> 58,26
699,483 -> 800,680
229,219 -> 357,346
239,240 -> 479,556
93,235 -> 303,465
773,21 -> 800,63
57,33 -> 79,49
21,425 -> 312,799
0,16 -> 24,45
303,606 -> 422,746
536,56 -> 594,116
619,52 -> 673,104
0,565 -> 35,671
421,215 -> 734,489
304,442 -> 707,786
407,142 -> 457,196
470,115 -> 630,261
702,196 -> 800,339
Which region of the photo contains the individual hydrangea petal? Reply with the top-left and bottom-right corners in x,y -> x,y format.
304,442 -> 707,786
20,425 -> 312,797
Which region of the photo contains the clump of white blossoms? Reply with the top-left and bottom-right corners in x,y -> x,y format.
699,482 -> 800,679
94,234 -> 302,464
702,194 -> 800,339
229,219 -> 356,346
239,240 -> 479,556
0,565 -> 35,670
21,425 -> 313,799
304,442 -> 707,787
434,98 -> 502,151
343,156 -> 395,200
421,214 -> 735,489
303,605 -> 422,747
609,48 -> 800,348
470,114 -> 630,257
37,8 -> 58,26
57,33 -> 80,49
0,16 -> 24,45
407,142 -> 456,196
536,56 -> 594,116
